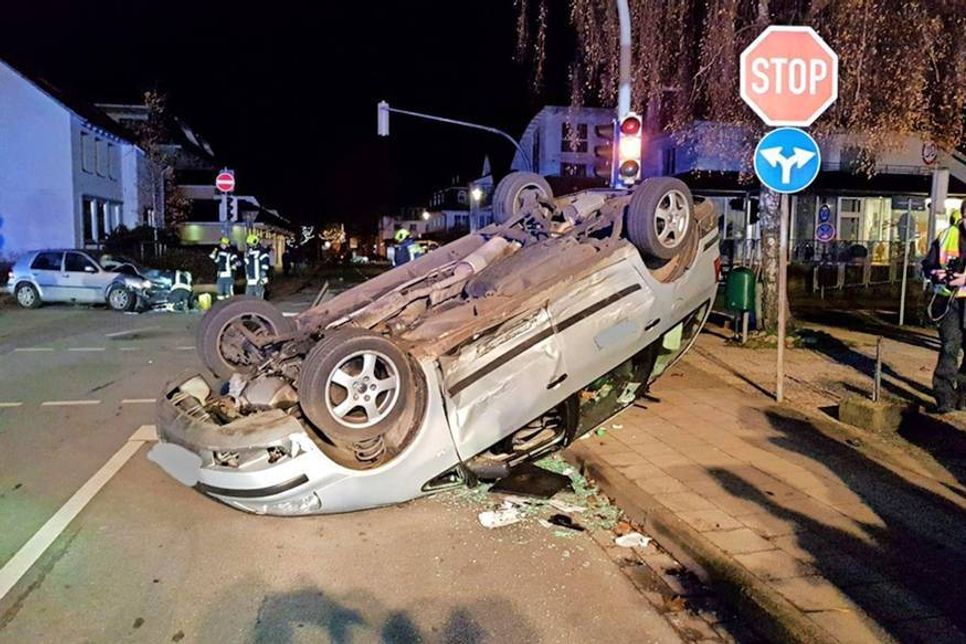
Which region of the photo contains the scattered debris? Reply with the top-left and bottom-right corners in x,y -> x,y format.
488,462 -> 572,499
595,428 -> 607,437
548,499 -> 586,513
615,532 -> 652,548
611,423 -> 624,430
478,504 -> 523,529
548,514 -> 586,532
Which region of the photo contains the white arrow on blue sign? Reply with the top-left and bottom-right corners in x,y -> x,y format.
754,127 -> 821,194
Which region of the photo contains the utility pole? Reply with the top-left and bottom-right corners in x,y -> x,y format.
616,0 -> 632,117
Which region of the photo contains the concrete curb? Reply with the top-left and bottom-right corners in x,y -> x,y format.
564,441 -> 836,644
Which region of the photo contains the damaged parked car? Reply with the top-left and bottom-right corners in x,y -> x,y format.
149,172 -> 720,515
7,250 -> 190,312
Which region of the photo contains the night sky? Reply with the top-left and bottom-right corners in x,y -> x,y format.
0,1 -> 574,228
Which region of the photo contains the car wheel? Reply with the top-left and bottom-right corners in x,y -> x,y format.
626,177 -> 694,260
492,171 -> 553,224
15,283 -> 41,309
107,286 -> 134,312
197,296 -> 294,378
298,328 -> 421,443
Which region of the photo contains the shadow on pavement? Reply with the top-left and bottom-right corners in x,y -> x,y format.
708,409 -> 966,642
240,587 -> 536,644
898,412 -> 966,491
797,309 -> 940,352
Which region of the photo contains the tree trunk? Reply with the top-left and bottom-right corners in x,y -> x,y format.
757,186 -> 790,333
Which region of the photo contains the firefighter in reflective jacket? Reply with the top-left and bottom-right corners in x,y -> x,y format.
393,228 -> 423,267
168,270 -> 193,312
922,210 -> 966,413
210,237 -> 238,300
244,233 -> 271,299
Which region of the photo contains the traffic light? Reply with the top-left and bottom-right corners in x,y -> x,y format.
594,122 -> 616,182
595,112 -> 644,188
615,112 -> 643,187
226,196 -> 236,221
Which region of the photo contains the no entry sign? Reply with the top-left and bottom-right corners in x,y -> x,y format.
740,26 -> 838,127
215,170 -> 236,193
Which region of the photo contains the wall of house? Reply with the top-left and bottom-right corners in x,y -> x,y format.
70,118 -> 125,247
0,63 -> 75,260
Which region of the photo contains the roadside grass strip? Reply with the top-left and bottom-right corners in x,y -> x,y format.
0,425 -> 158,602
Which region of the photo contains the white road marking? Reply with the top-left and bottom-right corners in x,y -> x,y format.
40,400 -> 101,407
118,347 -> 141,352
67,347 -> 106,352
0,402 -> 23,408
105,326 -> 159,338
0,425 -> 157,602
13,347 -> 54,352
175,346 -> 195,351
121,398 -> 157,404
282,312 -> 299,317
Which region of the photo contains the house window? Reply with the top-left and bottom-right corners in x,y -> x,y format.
662,148 -> 677,175
82,197 -> 95,243
81,132 -> 94,173
561,162 -> 587,177
107,143 -> 116,180
839,197 -> 862,242
95,138 -> 108,176
561,122 -> 588,153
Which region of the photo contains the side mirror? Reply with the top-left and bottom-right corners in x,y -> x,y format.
84,265 -> 96,273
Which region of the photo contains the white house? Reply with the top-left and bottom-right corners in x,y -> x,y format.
0,59 -> 149,261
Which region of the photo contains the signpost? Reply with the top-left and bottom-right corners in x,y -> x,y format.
216,169 -> 236,237
741,26 -> 838,402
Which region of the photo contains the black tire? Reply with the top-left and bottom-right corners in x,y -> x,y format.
492,171 -> 553,224
14,283 -> 41,309
626,177 -> 695,260
107,285 -> 135,312
197,296 -> 294,378
298,328 -> 420,443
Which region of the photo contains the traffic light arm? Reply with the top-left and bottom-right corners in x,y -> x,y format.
378,103 -> 532,172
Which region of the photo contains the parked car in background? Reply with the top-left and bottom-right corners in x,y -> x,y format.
6,249 -> 186,311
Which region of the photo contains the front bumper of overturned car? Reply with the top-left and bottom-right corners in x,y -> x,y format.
148,365 -> 461,516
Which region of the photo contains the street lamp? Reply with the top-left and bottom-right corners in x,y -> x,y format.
421,210 -> 431,220
470,187 -> 483,202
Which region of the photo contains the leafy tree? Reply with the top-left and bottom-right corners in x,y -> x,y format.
517,0 -> 966,330
133,90 -> 191,229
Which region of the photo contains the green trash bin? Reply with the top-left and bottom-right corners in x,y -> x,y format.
725,267 -> 756,312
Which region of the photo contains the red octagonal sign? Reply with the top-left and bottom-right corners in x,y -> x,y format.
740,26 -> 838,127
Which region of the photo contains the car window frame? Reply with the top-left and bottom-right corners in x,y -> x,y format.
64,251 -> 100,274
30,251 -> 64,272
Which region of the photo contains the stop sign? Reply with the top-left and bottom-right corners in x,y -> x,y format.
740,26 -> 838,127
215,170 -> 236,193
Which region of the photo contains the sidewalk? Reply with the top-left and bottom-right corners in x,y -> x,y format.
565,329 -> 966,643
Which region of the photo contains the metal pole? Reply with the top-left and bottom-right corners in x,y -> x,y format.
898,201 -> 912,326
776,194 -> 789,402
873,337 -> 883,402
616,0 -> 632,116
386,107 -> 532,172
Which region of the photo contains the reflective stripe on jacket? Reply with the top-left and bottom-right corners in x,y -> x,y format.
210,248 -> 237,278
244,247 -> 271,284
936,226 -> 966,298
171,270 -> 192,292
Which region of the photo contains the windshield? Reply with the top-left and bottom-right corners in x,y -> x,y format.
97,254 -> 146,275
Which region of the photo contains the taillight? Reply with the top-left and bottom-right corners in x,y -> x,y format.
714,257 -> 722,282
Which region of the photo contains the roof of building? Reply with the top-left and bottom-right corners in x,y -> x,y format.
0,57 -> 136,143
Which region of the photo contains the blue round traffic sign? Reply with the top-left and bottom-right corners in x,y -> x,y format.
754,127 -> 821,194
818,203 -> 831,223
816,222 -> 836,242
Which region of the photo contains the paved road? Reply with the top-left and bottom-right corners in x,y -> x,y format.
0,301 -> 683,642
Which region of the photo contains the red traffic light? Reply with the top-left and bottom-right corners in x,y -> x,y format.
620,116 -> 642,136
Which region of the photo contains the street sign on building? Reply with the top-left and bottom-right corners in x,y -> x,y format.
216,170 -> 236,193
740,26 -> 839,127
753,127 -> 821,194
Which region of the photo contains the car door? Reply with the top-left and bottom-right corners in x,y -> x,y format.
439,305 -> 569,460
62,252 -> 106,303
547,248 -> 660,396
28,251 -> 66,300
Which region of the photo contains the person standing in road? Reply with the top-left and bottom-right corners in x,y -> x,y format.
244,233 -> 271,298
923,209 -> 966,413
393,228 -> 422,267
210,237 -> 238,300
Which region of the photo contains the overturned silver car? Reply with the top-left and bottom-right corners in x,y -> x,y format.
149,173 -> 720,515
